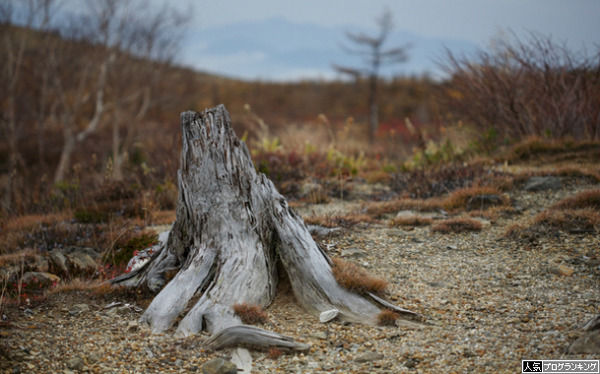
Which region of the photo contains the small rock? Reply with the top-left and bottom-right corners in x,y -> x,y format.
354,351 -> 384,363
524,176 -> 561,191
319,309 -> 339,323
309,331 -> 328,340
69,303 -> 90,316
202,358 -> 238,374
65,252 -> 97,276
66,357 -> 84,371
49,251 -> 69,276
549,264 -> 575,277
127,321 -> 139,332
340,248 -> 365,258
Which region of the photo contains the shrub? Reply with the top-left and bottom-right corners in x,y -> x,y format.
432,218 -> 483,233
232,303 -> 268,325
332,258 -> 387,295
104,230 -> 158,268
443,34 -> 600,145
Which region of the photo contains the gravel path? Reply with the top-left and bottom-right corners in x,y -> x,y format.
1,179 -> 599,373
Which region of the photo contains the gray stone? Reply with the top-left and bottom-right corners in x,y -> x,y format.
340,247 -> 365,258
202,358 -> 238,374
127,321 -> 139,332
466,194 -> 504,211
65,252 -> 97,275
69,303 -> 90,316
354,351 -> 384,363
319,309 -> 339,323
568,331 -> 600,354
66,357 -> 84,371
21,271 -> 60,288
309,331 -> 328,340
49,251 -> 69,276
524,176 -> 561,191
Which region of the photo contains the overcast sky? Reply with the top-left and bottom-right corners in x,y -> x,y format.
188,0 -> 599,49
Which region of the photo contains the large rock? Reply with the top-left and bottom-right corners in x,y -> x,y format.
524,176 -> 561,191
466,194 -> 504,211
21,272 -> 60,288
49,251 -> 69,276
568,331 -> 600,354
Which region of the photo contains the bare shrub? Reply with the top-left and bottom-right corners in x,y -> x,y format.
443,34 -> 600,148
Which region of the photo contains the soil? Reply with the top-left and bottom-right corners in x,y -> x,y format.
1,171 -> 599,373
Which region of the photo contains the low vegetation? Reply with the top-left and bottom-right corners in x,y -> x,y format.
331,258 -> 388,296
377,310 -> 400,326
232,303 -> 269,325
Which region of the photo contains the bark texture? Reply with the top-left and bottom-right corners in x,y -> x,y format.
113,105 -> 413,349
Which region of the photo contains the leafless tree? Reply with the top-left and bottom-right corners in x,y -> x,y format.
334,8 -> 410,144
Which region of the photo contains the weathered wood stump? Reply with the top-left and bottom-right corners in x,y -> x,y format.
113,105 -> 416,350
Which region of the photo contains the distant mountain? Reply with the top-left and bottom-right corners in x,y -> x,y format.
179,17 -> 479,81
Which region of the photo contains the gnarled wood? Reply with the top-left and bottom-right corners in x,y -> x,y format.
113,105 -> 419,350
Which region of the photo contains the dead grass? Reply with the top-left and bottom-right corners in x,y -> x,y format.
267,347 -> 284,359
0,248 -> 38,268
442,186 -> 507,211
46,278 -> 108,295
149,210 -> 176,225
432,218 -> 483,233
0,213 -> 70,254
551,189 -> 600,211
504,137 -> 600,163
533,209 -> 600,232
377,309 -> 400,326
332,258 -> 387,295
469,206 -> 516,220
232,303 -> 269,325
389,215 -> 433,227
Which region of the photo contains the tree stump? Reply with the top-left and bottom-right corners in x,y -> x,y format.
113,105 -> 417,350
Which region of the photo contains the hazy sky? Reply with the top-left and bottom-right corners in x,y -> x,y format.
189,0 -> 599,49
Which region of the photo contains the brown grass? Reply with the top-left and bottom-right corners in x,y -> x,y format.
232,303 -> 268,325
377,309 -> 400,326
533,209 -> 600,232
389,215 -> 433,227
46,278 -> 108,295
432,218 -> 483,233
505,137 -> 600,163
150,210 -> 176,225
0,248 -> 38,268
551,189 -> 600,211
469,206 -> 516,220
442,186 -> 507,211
331,258 -> 388,295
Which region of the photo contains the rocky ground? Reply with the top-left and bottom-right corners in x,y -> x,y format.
1,173 -> 599,373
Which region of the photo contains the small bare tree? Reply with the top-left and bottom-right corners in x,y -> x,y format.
334,8 -> 410,144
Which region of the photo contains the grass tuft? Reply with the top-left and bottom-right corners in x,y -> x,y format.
332,258 -> 387,295
389,215 -> 433,227
232,303 -> 269,325
377,309 -> 400,326
551,189 -> 600,211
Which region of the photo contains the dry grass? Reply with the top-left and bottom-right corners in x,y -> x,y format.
0,213 -> 70,254
442,186 -> 507,211
149,210 -> 176,225
469,206 -> 516,220
377,309 -> 400,326
533,209 -> 600,232
332,258 -> 388,296
389,215 -> 433,227
46,278 -> 108,295
505,137 -> 600,163
232,303 -> 269,325
0,248 -> 38,268
551,189 -> 600,211
432,218 -> 483,233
